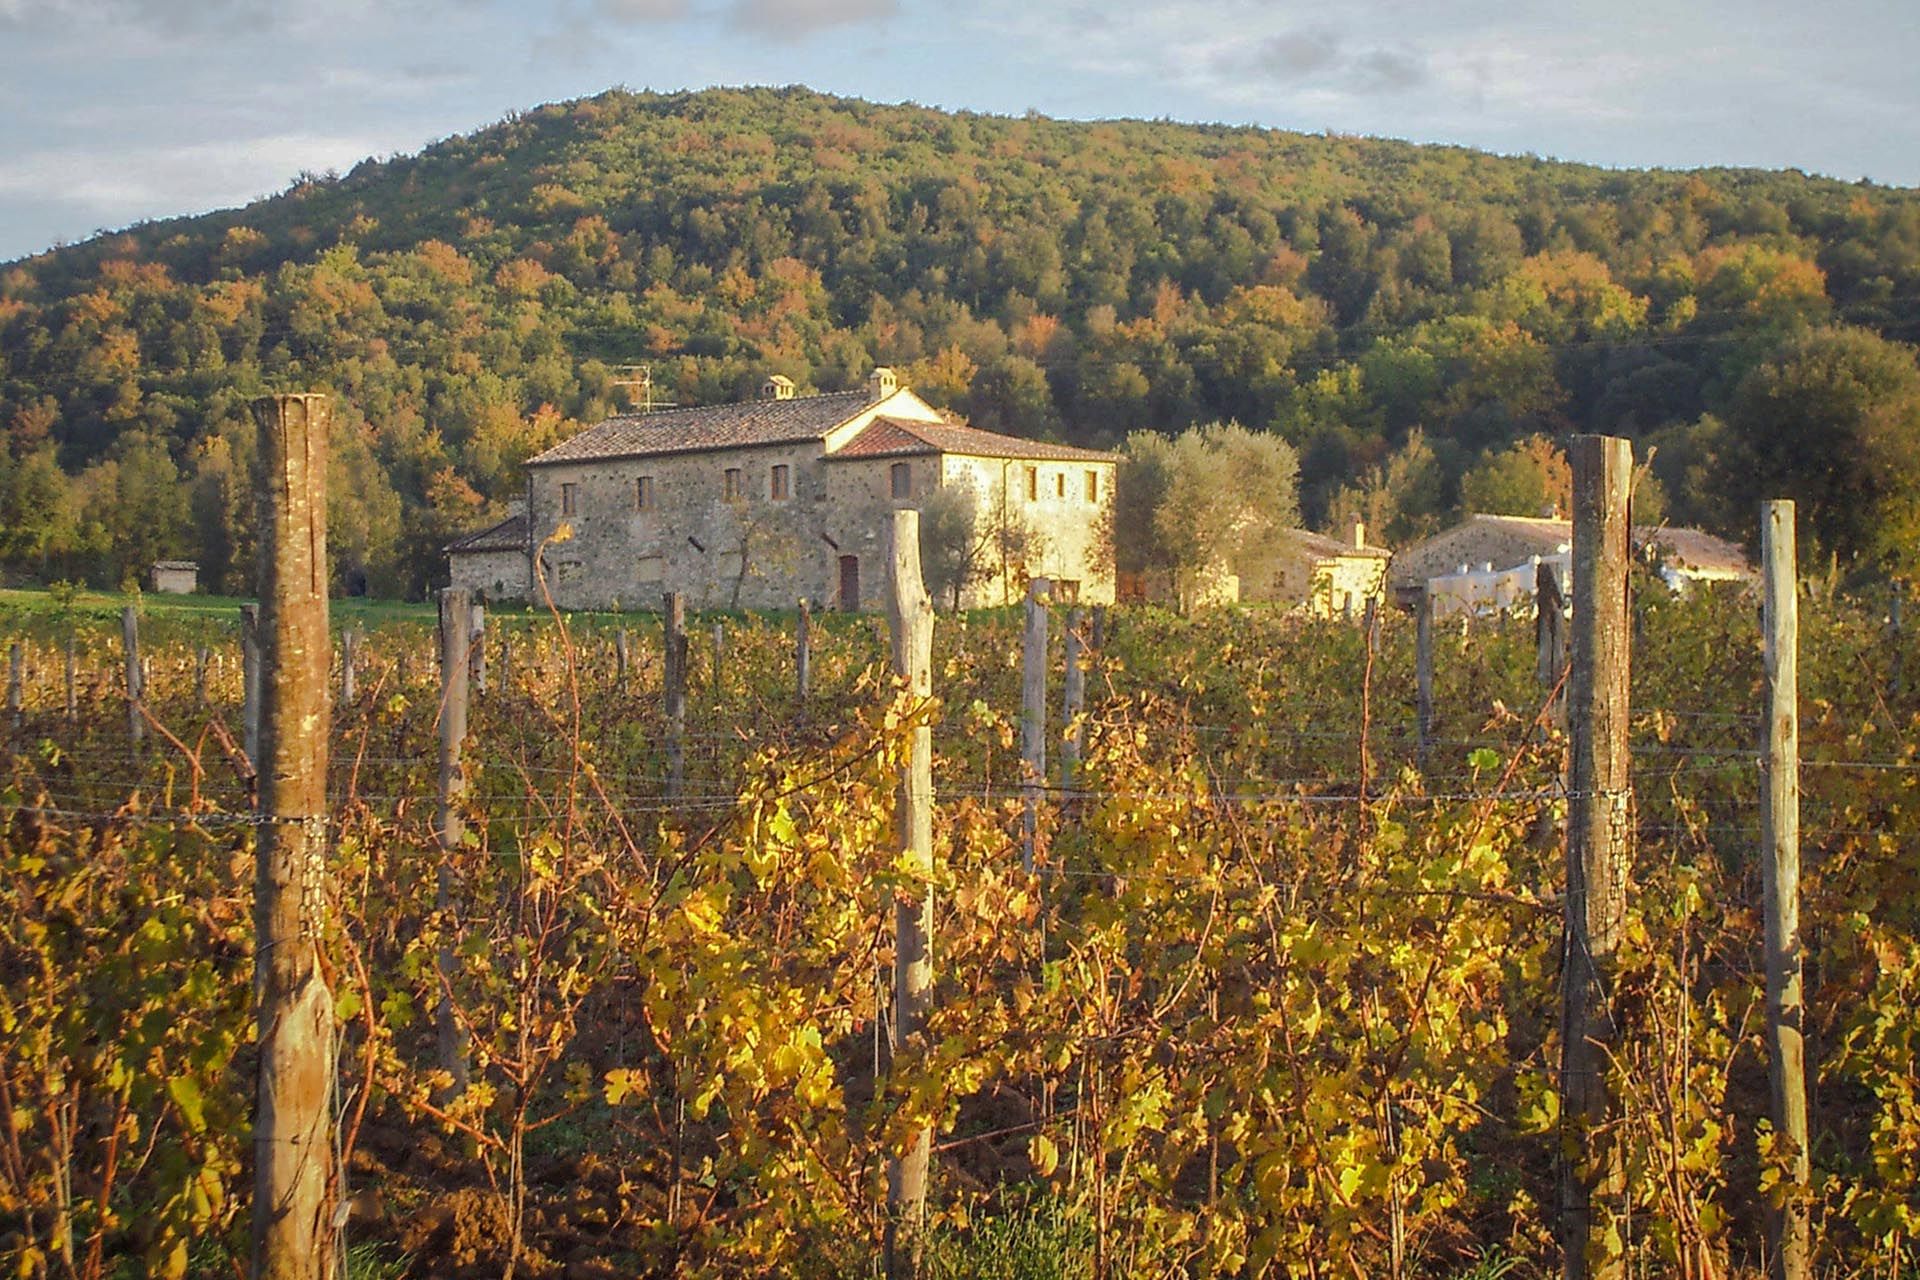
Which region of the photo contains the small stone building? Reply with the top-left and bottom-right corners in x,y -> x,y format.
445,508 -> 530,603
1390,513 -> 1752,609
150,560 -> 199,594
448,369 -> 1117,611
1246,523 -> 1392,617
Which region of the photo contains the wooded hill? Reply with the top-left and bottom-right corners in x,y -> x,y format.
2,85 -> 1918,597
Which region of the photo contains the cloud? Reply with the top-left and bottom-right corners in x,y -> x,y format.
595,0 -> 689,22
0,132 -> 395,222
727,0 -> 896,37
1230,25 -> 1428,95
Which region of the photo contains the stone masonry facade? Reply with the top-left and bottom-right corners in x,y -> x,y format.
447,369 -> 1117,612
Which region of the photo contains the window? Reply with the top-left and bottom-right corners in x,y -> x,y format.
770,464 -> 790,500
635,475 -> 654,511
1085,470 -> 1099,502
1025,465 -> 1039,502
561,483 -> 577,516
890,462 -> 912,500
1054,471 -> 1066,499
724,467 -> 743,501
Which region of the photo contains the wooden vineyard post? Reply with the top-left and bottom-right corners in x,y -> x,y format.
796,599 -> 812,700
436,587 -> 472,1097
468,600 -> 487,696
664,593 -> 687,804
1761,500 -> 1810,1280
7,640 -> 21,728
884,508 -> 935,1280
1537,562 -> 1569,729
197,644 -> 211,706
1560,434 -> 1634,1280
340,627 -> 357,708
1091,604 -> 1107,653
616,628 -> 631,689
1062,607 -> 1086,792
122,604 -> 143,756
1416,587 -> 1435,763
64,633 -> 76,722
242,605 -> 263,778
1021,578 -> 1051,873
247,392 -> 337,1280
711,620 -> 726,701
501,634 -> 512,691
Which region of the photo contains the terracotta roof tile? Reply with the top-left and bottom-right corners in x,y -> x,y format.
527,390 -> 871,465
829,417 -> 1117,463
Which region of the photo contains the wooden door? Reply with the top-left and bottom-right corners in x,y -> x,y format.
838,555 -> 859,611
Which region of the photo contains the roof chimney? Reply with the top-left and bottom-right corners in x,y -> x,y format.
867,366 -> 898,403
760,374 -> 796,401
1352,519 -> 1366,550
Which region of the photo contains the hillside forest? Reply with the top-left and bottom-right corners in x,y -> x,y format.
2,86 -> 1919,598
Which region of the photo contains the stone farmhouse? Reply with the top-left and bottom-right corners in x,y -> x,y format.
1389,513 -> 1753,611
447,369 -> 1118,612
1250,524 -> 1393,617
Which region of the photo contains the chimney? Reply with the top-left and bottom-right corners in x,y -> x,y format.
867,366 -> 898,403
760,374 -> 796,401
1352,519 -> 1366,550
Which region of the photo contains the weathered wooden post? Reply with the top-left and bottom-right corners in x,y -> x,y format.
664,594 -> 687,804
1021,578 -> 1051,873
468,600 -> 487,696
711,620 -> 726,698
1761,500 -> 1809,1280
64,633 -> 76,722
340,626 -> 357,707
616,627 -> 631,689
247,392 -> 337,1280
1537,561 -> 1568,728
885,508 -> 935,1279
1062,607 -> 1086,791
796,599 -> 812,700
196,644 -> 211,706
435,587 -> 472,1097
7,641 -> 21,728
1416,587 -> 1435,763
242,605 -> 262,777
1091,604 -> 1108,653
1560,434 -> 1634,1280
122,604 -> 143,755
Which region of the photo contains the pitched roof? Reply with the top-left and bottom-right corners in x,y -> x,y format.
1390,513 -> 1751,589
526,390 -> 872,465
1279,527 -> 1391,561
445,512 -> 528,555
828,417 -> 1117,463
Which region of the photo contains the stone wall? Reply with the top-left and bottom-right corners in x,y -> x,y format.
449,548 -> 530,603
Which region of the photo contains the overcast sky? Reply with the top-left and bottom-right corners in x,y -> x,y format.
2,0 -> 1916,263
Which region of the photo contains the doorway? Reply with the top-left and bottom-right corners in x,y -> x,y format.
838,555 -> 859,611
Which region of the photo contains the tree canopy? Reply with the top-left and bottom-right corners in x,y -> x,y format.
2,86 -> 1918,592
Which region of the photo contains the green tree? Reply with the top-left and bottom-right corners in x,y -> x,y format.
1118,423 -> 1300,610
1727,325 -> 1920,572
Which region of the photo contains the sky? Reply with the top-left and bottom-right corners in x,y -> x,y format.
2,0 -> 1917,263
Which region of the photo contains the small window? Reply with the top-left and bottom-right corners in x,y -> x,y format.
890,461 -> 912,500
1085,470 -> 1099,502
1025,466 -> 1038,502
1054,471 -> 1066,499
724,467 -> 743,501
561,483 -> 577,516
635,475 -> 654,510
770,464 -> 790,500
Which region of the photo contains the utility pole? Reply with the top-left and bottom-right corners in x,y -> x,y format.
247,392 -> 337,1280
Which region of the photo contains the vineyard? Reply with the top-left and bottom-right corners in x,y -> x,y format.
3,563 -> 1919,1277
